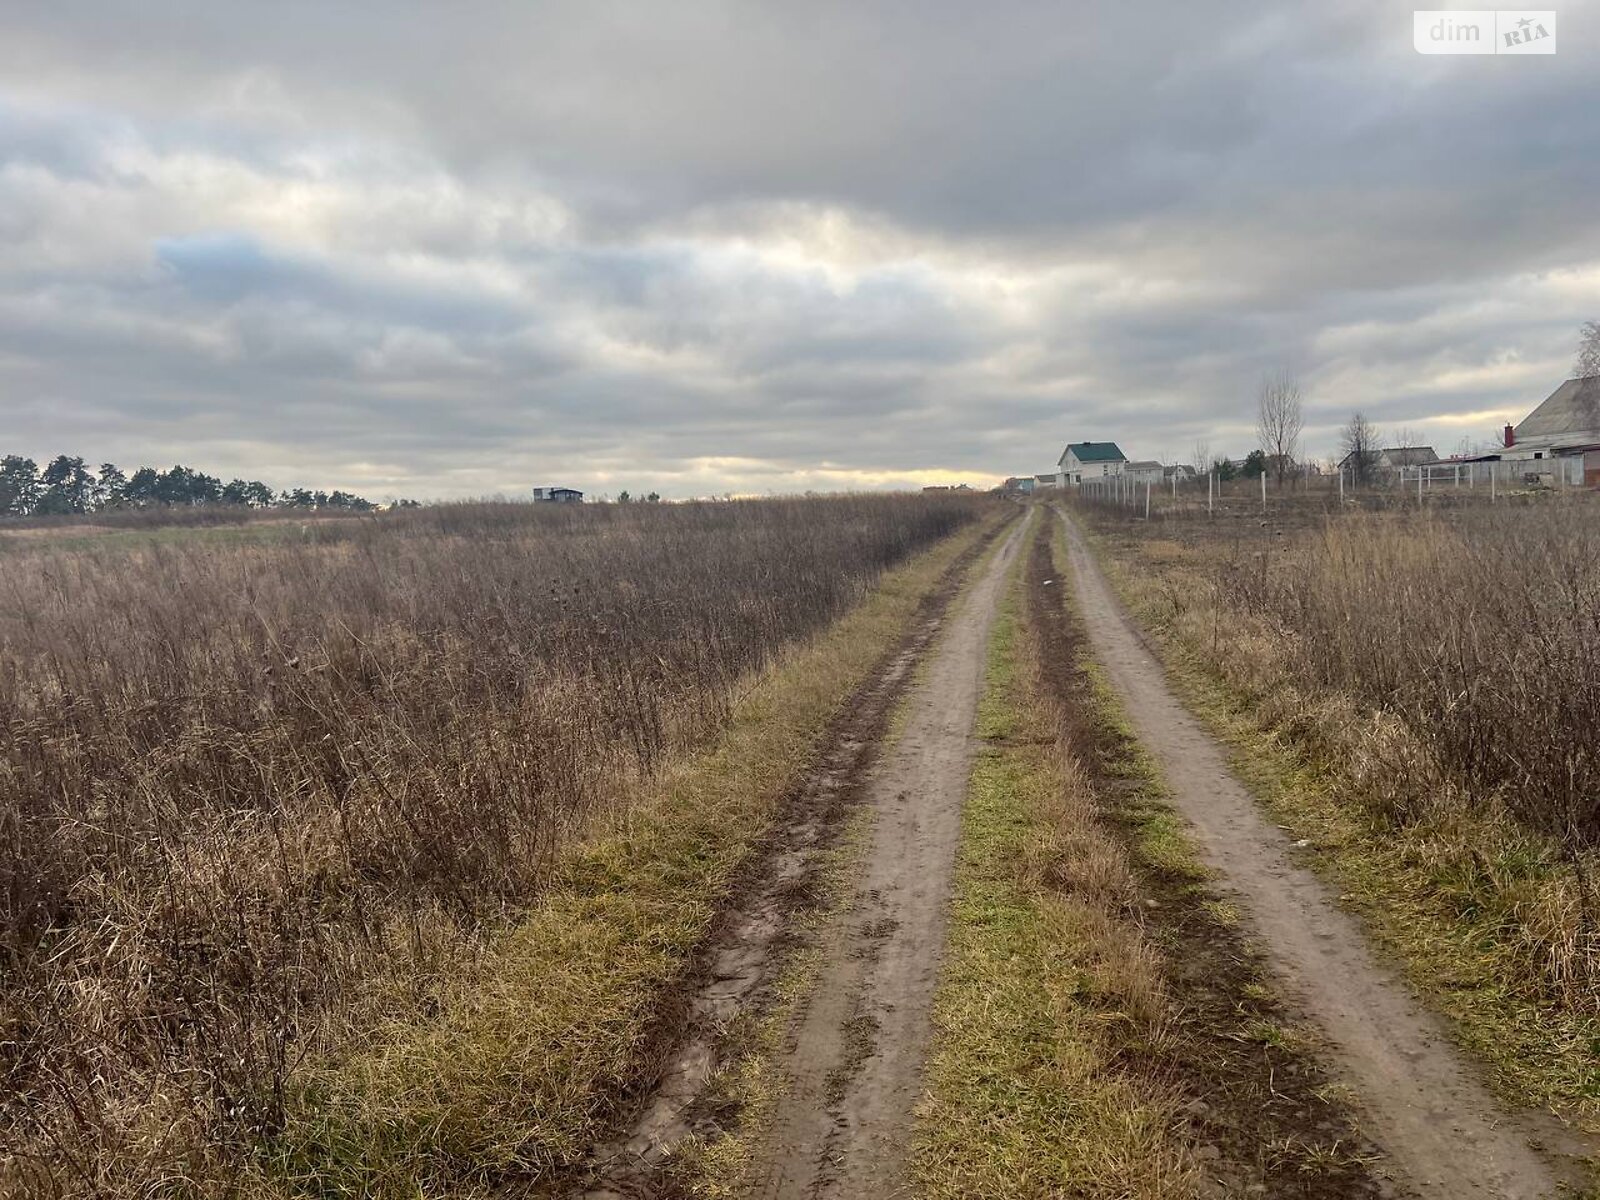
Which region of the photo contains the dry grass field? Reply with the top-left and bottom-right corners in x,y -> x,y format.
1071,490 -> 1600,1121
0,494 -> 981,1197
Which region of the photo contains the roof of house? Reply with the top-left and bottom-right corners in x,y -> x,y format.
1382,447 -> 1439,466
1034,473 -> 1058,484
1124,459 -> 1163,471
1059,441 -> 1127,465
1515,377 -> 1600,443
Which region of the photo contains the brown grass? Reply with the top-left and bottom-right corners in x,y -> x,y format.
0,493 -> 984,1197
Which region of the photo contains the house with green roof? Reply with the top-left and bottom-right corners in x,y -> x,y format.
1056,441 -> 1127,487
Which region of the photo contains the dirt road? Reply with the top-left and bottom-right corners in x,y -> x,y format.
749,513 -> 1028,1199
1055,509 -> 1562,1200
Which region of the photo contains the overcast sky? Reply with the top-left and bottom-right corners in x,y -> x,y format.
2,2 -> 1596,498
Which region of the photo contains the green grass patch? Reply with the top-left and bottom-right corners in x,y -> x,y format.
912,543 -> 1191,1200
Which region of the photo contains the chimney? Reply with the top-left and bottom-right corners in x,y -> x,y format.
1503,423 -> 1515,448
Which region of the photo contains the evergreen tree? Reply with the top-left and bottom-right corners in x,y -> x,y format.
95,463 -> 128,509
124,467 -> 161,506
0,456 -> 41,516
37,456 -> 95,514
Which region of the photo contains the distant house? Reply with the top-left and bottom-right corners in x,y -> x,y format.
1033,473 -> 1059,489
1124,460 -> 1164,486
1379,447 -> 1439,470
1336,447 -> 1438,475
1503,378 -> 1600,481
1001,476 -> 1036,494
1163,464 -> 1197,481
1057,441 -> 1127,487
532,486 -> 584,503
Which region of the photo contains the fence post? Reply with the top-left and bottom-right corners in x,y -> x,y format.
1145,479 -> 1151,520
1339,467 -> 1344,503
1260,470 -> 1266,513
1208,470 -> 1214,515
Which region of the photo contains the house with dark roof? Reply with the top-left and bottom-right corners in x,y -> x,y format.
532,485 -> 584,503
1056,441 -> 1127,487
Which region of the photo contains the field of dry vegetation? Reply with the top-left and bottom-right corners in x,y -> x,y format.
0,494 -> 979,1196
1072,490 -> 1600,1117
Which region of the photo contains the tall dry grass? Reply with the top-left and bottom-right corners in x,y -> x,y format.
0,494 -> 980,1197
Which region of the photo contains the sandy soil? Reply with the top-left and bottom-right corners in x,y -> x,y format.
1056,509 -> 1565,1200
748,514 -> 1028,1200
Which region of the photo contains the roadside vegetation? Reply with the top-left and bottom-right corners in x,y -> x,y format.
1072,491 -> 1600,1128
0,493 -> 984,1197
914,515 -> 1381,1199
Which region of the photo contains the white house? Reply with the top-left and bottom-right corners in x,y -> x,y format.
1056,442 -> 1127,487
1503,377 -> 1600,467
1124,460 -> 1164,486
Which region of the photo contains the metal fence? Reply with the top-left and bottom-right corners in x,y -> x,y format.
1070,455 -> 1593,521
1396,457 -> 1586,494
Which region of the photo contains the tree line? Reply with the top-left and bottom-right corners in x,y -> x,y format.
0,454 -> 379,518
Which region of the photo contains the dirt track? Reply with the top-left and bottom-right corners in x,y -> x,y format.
748,513 -> 1028,1198
1055,509 -> 1563,1200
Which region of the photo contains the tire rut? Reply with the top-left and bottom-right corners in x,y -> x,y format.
749,512 -> 1030,1200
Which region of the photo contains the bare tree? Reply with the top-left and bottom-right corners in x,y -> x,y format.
1575,323 -> 1600,435
1190,437 -> 1213,478
1255,370 -> 1304,489
1576,320 -> 1600,379
1340,411 -> 1381,487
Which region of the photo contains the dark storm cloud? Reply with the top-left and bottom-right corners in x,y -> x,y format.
0,1 -> 1596,496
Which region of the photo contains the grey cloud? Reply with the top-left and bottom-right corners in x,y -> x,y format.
0,1 -> 1596,496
